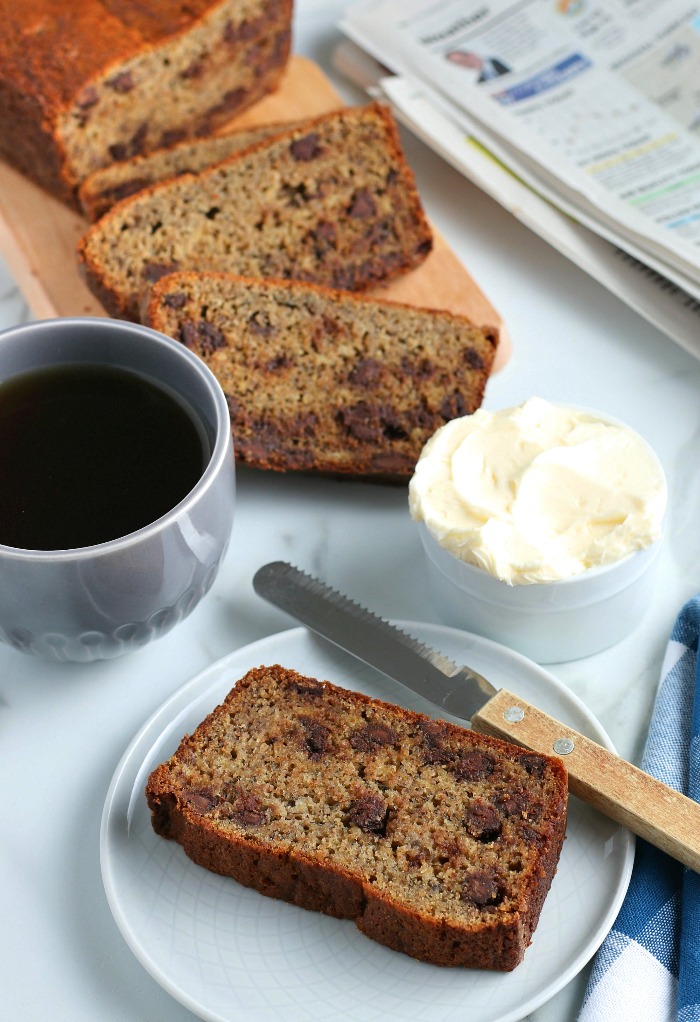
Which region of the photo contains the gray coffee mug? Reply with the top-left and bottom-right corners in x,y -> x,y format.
0,317 -> 235,662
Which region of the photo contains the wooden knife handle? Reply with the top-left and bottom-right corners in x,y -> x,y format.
472,687 -> 700,873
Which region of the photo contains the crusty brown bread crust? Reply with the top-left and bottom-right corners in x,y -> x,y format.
76,103 -> 434,320
78,120 -> 299,221
146,665 -> 568,971
0,0 -> 292,207
144,271 -> 497,478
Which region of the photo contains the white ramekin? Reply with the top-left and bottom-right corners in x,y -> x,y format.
418,521 -> 663,663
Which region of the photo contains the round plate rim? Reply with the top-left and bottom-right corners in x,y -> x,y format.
100,622 -> 635,1022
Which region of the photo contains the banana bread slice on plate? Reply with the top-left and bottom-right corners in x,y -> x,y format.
145,664 -> 568,971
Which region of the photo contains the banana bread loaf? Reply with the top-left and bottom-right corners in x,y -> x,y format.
146,664 -> 568,971
144,271 -> 496,478
0,0 -> 292,208
78,120 -> 298,221
77,103 -> 434,320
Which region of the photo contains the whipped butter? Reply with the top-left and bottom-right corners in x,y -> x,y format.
408,397 -> 667,585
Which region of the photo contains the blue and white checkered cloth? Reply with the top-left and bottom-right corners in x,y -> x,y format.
578,595 -> 700,1022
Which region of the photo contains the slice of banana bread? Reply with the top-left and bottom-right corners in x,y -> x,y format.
143,271 -> 496,478
76,103 -> 434,320
0,0 -> 292,208
146,664 -> 568,971
78,120 -> 298,221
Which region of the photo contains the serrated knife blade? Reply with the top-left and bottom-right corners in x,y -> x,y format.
253,560 -> 700,874
254,559 -> 496,721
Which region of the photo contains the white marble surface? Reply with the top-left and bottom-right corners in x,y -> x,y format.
2,2 -> 700,1019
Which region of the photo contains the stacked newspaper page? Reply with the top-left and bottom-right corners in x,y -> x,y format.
338,0 -> 700,359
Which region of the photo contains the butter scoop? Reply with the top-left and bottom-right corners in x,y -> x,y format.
408,397 -> 667,585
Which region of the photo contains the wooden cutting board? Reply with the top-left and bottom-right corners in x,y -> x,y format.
0,56 -> 509,370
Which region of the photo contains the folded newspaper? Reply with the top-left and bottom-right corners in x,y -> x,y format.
338,0 -> 700,360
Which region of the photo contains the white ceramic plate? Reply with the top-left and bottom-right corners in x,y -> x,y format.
101,623 -> 634,1022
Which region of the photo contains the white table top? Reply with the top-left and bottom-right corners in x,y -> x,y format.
2,2 -> 699,1019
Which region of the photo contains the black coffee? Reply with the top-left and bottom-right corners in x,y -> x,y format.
0,363 -> 210,550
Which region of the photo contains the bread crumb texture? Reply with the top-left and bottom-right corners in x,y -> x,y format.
78,121 -> 299,221
145,272 -> 497,477
146,665 -> 568,970
77,103 -> 434,319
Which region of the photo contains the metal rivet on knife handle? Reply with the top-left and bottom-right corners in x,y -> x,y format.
472,687 -> 700,873
553,737 -> 576,756
504,705 -> 525,723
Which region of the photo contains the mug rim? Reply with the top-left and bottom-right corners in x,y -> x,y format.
0,316 -> 232,561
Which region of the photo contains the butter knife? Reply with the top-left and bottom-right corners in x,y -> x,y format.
253,559 -> 700,873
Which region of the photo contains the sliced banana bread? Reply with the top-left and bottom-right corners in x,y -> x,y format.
146,664 -> 568,971
0,0 -> 292,208
143,271 -> 496,478
78,120 -> 298,221
76,103 -> 434,320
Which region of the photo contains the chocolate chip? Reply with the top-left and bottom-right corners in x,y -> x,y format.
349,723 -> 398,752
453,751 -> 495,782
130,123 -> 148,157
461,868 -> 503,907
227,796 -> 266,828
347,188 -> 376,219
380,410 -> 408,441
205,87 -> 246,122
182,789 -> 217,815
179,319 -> 226,356
330,266 -> 360,290
344,794 -> 389,835
223,19 -> 256,43
180,60 -> 205,80
264,354 -> 291,371
108,143 -> 128,162
216,784 -> 267,827
419,720 -> 448,744
159,128 -> 187,148
143,261 -> 178,284
337,403 -> 377,443
337,402 -> 407,444
521,825 -> 547,847
417,720 -> 452,766
400,357 -> 435,381
76,86 -> 99,110
463,349 -> 485,370
163,292 -> 187,310
310,221 -> 337,255
300,716 -> 331,760
348,358 -> 385,388
519,753 -> 546,778
493,787 -> 530,819
102,178 -> 149,205
464,800 -> 502,842
106,71 -> 134,93
109,123 -> 148,162
286,678 -> 324,698
440,392 -> 469,420
290,133 -> 321,161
